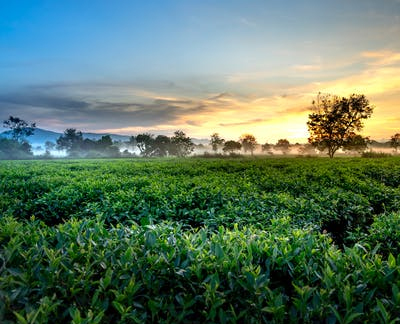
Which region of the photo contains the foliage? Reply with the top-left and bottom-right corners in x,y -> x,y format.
0,138 -> 33,159
276,139 -> 290,154
170,130 -> 194,157
240,134 -> 257,155
223,140 -> 242,154
307,94 -> 374,158
136,133 -> 155,157
153,135 -> 171,157
342,133 -> 370,154
3,116 -> 36,142
361,152 -> 392,158
56,128 -> 84,155
390,133 -> 400,152
261,142 -> 273,154
1,157 -> 400,321
1,216 -> 400,323
210,133 -> 225,152
57,130 -> 120,158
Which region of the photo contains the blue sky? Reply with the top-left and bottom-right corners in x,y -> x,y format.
1,0 -> 400,142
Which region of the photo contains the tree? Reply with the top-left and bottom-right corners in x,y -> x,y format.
261,142 -> 273,155
44,141 -> 55,157
136,133 -> 155,157
342,133 -> 370,154
0,138 -> 33,159
209,133 -> 225,152
276,139 -> 290,155
153,135 -> 171,157
56,129 -> 83,155
390,133 -> 400,152
3,116 -> 36,142
307,93 -> 374,158
170,130 -> 194,157
239,134 -> 257,155
97,135 -> 113,149
223,140 -> 242,154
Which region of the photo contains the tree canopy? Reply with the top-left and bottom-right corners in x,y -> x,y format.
56,129 -> 84,155
307,93 -> 374,158
223,140 -> 242,154
276,139 -> 290,154
170,130 -> 194,157
391,133 -> 400,152
3,116 -> 36,142
210,133 -> 225,152
239,134 -> 257,155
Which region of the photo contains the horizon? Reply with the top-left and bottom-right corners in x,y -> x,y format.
1,0 -> 399,143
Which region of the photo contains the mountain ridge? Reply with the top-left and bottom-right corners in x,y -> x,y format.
0,128 -> 209,147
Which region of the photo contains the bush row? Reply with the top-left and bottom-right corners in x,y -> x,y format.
1,216 -> 400,323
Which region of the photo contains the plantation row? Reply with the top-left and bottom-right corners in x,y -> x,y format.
1,157 -> 400,245
1,157 -> 400,322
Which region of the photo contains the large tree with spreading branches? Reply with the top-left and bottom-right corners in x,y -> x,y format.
307,93 -> 374,158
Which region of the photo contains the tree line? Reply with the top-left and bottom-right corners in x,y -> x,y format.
1,93 -> 400,159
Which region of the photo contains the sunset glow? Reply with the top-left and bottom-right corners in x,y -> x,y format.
1,1 -> 399,143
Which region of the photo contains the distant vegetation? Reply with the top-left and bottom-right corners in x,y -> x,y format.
1,93 -> 399,159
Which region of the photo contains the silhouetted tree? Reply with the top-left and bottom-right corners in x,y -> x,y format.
3,116 -> 36,142
210,133 -> 225,152
44,141 -> 55,157
155,135 -> 171,157
307,93 -> 374,158
391,133 -> 400,152
136,133 -> 155,157
170,130 -> 194,157
56,129 -> 83,155
223,140 -> 242,154
261,142 -> 273,155
240,134 -> 257,155
97,135 -> 113,149
0,138 -> 33,159
276,139 -> 290,155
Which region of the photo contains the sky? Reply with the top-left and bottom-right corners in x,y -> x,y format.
0,0 -> 399,143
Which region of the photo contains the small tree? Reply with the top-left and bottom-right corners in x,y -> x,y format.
136,133 -> 155,157
307,93 -> 374,158
153,135 -> 171,157
240,134 -> 257,155
261,142 -> 273,155
44,141 -> 55,156
223,140 -> 242,154
209,133 -> 225,153
390,133 -> 400,152
56,129 -> 83,155
276,139 -> 290,155
3,116 -> 36,142
170,130 -> 194,157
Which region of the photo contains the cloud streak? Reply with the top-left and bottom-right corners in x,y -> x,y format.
1,48 -> 400,143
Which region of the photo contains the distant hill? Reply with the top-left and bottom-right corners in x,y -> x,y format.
0,128 -> 209,148
0,128 -> 130,147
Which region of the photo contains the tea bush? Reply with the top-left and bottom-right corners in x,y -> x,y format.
1,157 -> 400,322
1,216 -> 400,323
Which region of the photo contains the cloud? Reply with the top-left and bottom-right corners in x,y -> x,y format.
362,50 -> 400,66
292,64 -> 321,72
0,93 -> 90,110
219,118 -> 266,127
1,48 -> 399,143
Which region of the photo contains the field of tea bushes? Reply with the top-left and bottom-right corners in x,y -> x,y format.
1,157 -> 400,323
